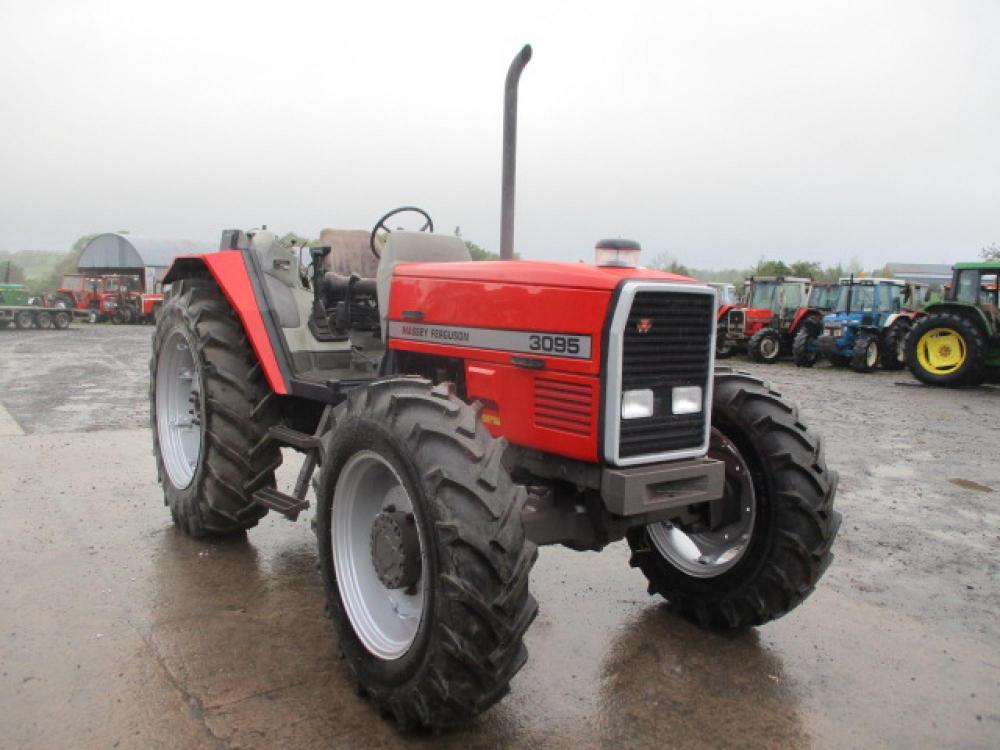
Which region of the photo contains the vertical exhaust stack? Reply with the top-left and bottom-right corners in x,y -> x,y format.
500,44 -> 532,260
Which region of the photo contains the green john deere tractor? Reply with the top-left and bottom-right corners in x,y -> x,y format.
905,261 -> 1000,386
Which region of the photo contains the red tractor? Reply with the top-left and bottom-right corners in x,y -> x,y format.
150,47 -> 839,730
99,274 -> 164,324
715,276 -> 827,363
57,273 -> 163,323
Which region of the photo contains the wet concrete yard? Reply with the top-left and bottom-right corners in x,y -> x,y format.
1,326 -> 998,749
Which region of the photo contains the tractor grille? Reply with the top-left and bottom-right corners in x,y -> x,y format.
533,377 -> 594,437
726,308 -> 745,333
615,288 -> 714,461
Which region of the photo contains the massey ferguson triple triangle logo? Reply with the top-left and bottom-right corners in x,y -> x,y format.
636,318 -> 653,334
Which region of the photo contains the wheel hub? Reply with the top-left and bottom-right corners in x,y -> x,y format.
647,428 -> 756,578
370,509 -> 421,590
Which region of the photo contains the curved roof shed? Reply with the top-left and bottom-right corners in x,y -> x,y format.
78,233 -> 216,290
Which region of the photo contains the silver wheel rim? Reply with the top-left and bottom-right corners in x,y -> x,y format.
155,329 -> 202,489
647,430 -> 756,578
332,450 -> 427,660
867,341 -> 878,367
760,336 -> 779,359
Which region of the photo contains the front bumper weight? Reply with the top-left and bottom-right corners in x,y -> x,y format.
601,457 -> 725,517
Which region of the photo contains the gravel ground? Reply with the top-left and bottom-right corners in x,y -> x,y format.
0,324 -> 997,749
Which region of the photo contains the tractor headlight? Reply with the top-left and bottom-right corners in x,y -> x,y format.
621,389 -> 654,419
671,386 -> 703,415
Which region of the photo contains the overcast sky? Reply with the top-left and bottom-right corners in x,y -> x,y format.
0,0 -> 997,269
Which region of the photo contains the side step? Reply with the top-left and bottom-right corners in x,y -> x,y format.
251,407 -> 336,522
268,425 -> 323,453
251,486 -> 310,521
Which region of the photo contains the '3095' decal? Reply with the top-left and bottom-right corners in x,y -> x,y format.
388,321 -> 592,359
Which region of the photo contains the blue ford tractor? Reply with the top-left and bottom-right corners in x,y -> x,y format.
793,277 -> 927,372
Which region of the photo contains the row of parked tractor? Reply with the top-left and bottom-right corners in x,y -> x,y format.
710,260 -> 1000,387
0,273 -> 163,330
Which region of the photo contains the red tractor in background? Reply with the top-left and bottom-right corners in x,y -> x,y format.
56,273 -> 163,323
98,275 -> 164,324
716,276 -> 831,362
149,46 -> 840,730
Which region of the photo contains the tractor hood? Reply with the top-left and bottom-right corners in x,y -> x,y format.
392,260 -> 695,291
823,311 -> 867,326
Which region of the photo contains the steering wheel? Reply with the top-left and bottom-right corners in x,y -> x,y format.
369,206 -> 434,260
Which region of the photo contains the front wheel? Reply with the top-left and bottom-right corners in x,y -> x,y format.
316,379 -> 538,729
851,332 -> 879,372
747,328 -> 782,363
627,372 -> 840,628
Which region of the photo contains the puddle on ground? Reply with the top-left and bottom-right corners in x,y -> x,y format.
948,478 -> 994,493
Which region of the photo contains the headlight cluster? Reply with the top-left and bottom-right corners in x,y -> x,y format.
621,386 -> 702,419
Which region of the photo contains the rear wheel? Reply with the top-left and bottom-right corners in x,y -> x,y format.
792,329 -> 818,367
316,379 -> 537,729
53,310 -> 71,329
747,328 -> 782,363
880,321 -> 909,371
150,278 -> 282,536
627,372 -> 839,628
35,311 -> 53,329
851,332 -> 879,372
905,313 -> 986,387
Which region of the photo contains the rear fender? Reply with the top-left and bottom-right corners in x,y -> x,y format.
923,303 -> 994,337
789,307 -> 820,334
162,253 -> 289,394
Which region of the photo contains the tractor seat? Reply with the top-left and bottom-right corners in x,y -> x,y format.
376,231 -> 470,326
318,229 -> 381,279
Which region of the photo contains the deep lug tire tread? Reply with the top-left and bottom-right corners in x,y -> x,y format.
880,323 -> 908,371
150,278 -> 282,537
627,372 -> 840,629
316,378 -> 537,730
792,329 -> 818,367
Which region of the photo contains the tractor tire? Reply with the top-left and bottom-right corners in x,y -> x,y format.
35,311 -> 53,329
316,378 -> 538,730
747,327 -> 782,364
627,372 -> 840,629
14,310 -> 34,329
715,338 -> 735,359
904,313 -> 986,387
850,332 -> 879,373
53,311 -> 71,329
792,329 -> 818,367
880,322 -> 909,371
150,278 -> 282,537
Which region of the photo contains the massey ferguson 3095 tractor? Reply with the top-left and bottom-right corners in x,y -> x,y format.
794,277 -> 926,372
715,276 -> 823,363
150,47 -> 840,730
905,261 -> 1000,386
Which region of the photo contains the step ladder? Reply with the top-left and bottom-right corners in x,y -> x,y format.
251,405 -> 335,521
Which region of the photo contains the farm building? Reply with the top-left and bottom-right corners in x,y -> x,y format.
77,233 -> 215,292
884,262 -> 953,290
